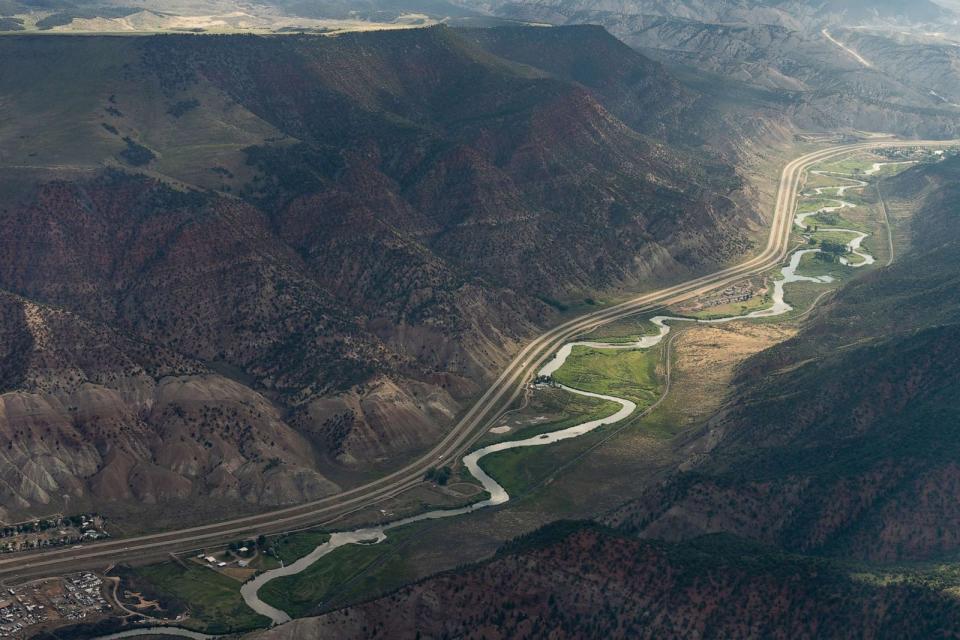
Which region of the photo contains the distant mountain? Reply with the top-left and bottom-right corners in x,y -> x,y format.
0,26 -> 755,525
3,0 -> 953,33
464,0 -> 956,31
819,0 -> 951,23
0,0 -> 505,32
269,0 -> 482,21
464,0 -> 960,138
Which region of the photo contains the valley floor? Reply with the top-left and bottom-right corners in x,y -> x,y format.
25,144 -> 954,639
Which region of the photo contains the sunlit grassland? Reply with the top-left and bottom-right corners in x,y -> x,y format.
577,314 -> 662,343
816,155 -> 882,174
797,197 -> 854,213
869,161 -> 920,178
803,210 -> 865,231
810,229 -> 864,245
479,345 -> 664,496
794,251 -> 848,279
550,345 -> 661,406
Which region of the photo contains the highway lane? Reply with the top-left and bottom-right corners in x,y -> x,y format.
2,139 -> 954,583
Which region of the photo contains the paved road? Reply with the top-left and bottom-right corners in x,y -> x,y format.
0,139 -> 953,583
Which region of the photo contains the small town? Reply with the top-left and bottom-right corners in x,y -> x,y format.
1,514 -> 109,555
675,278 -> 765,314
0,573 -> 111,637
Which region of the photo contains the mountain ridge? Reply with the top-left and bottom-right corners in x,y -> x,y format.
0,25 -> 759,523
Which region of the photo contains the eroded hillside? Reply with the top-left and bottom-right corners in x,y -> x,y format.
0,26 -> 758,523
467,0 -> 960,139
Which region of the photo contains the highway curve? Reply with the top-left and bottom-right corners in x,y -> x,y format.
0,139 -> 954,584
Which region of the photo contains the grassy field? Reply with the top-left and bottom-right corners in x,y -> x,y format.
795,251 -> 847,279
869,161 -> 919,178
0,36 -> 279,193
804,172 -> 850,190
479,344 -> 664,496
271,529 -> 332,564
131,562 -> 269,633
817,155 -> 882,175
258,525 -> 420,618
796,198 -> 853,214
476,403 -> 658,498
479,440 -> 572,496
844,252 -> 869,266
805,210 -> 864,231
815,156 -> 920,181
780,279 -> 840,314
551,345 -> 661,406
577,314 -> 663,343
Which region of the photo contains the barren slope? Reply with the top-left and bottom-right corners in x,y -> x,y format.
0,26 -> 758,522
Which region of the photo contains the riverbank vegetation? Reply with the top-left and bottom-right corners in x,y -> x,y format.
550,346 -> 661,406
577,315 -> 663,343
477,388 -> 623,448
128,562 -> 269,633
258,525 -> 421,618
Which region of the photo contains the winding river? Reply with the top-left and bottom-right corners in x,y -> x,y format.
101,159 -> 903,634
238,380 -> 638,625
